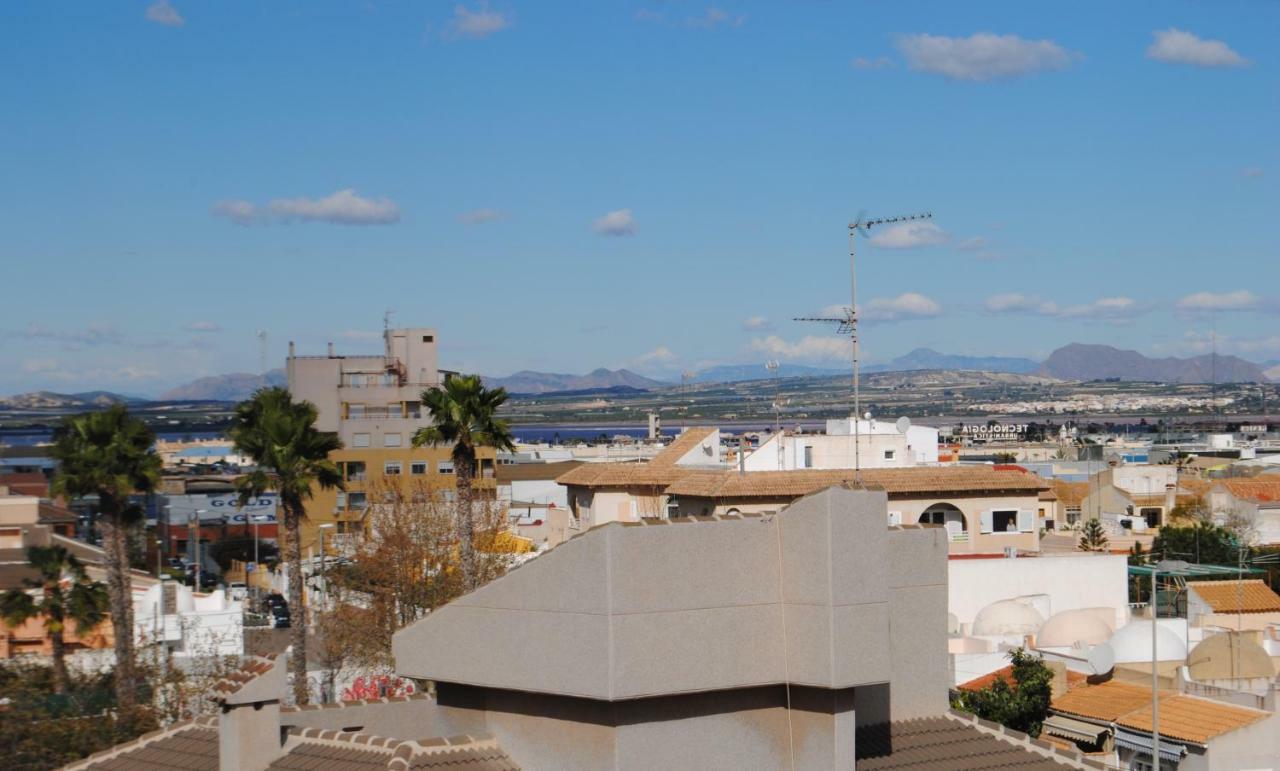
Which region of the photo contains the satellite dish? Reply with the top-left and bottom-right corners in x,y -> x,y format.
1086,643 -> 1115,676
896,416 -> 912,434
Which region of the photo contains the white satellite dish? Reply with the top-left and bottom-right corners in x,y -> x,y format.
1085,643 -> 1115,676
896,416 -> 912,434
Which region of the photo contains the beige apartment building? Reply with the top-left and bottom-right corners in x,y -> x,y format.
287,327 -> 476,551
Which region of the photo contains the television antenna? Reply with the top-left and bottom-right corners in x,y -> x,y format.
794,211 -> 932,481
256,330 -> 268,376
383,309 -> 396,332
765,360 -> 783,466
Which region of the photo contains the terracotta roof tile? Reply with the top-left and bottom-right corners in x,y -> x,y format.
666,466 -> 1049,499
1049,480 -> 1089,508
1051,680 -> 1155,722
64,722 -> 218,771
1114,694 -> 1268,745
857,713 -> 1097,769
957,664 -> 1087,693
1215,478 -> 1280,503
211,653 -> 278,697
1187,579 -> 1280,613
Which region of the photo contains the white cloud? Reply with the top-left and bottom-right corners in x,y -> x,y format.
742,315 -> 772,331
1146,28 -> 1246,68
632,346 -> 678,367
458,208 -> 504,224
212,189 -> 400,226
852,56 -> 894,70
686,8 -> 746,29
145,0 -> 184,27
1176,290 -> 1259,312
21,358 -> 59,374
983,293 -> 1141,322
861,292 -> 942,322
184,321 -> 221,332
749,335 -> 851,363
897,33 -> 1075,81
450,3 -> 510,39
868,221 -> 948,249
592,208 -> 636,237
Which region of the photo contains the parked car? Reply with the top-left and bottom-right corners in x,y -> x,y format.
269,602 -> 291,629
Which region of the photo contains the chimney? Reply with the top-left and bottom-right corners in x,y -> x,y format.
217,656 -> 287,771
327,342 -> 335,357
288,341 -> 295,358
1165,483 -> 1176,519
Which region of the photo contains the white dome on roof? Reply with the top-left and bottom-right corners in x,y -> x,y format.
1107,619 -> 1187,663
1037,609 -> 1114,648
972,600 -> 1045,637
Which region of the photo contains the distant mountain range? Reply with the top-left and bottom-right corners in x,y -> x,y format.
484,368 -> 665,395
865,348 -> 1041,375
1038,344 -> 1268,383
0,390 -> 148,409
691,363 -> 847,382
158,369 -> 286,401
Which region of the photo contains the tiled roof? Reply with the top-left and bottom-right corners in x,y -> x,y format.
555,428 -> 719,489
857,711 -> 1100,769
957,664 -> 1087,693
63,719 -> 219,771
62,720 -> 519,771
211,653 -> 279,698
278,728 -> 519,771
666,466 -> 1049,499
1114,694 -> 1268,745
1187,579 -> 1280,613
1215,478 -> 1280,503
495,461 -> 584,483
1051,680 -> 1154,722
38,501 -> 78,524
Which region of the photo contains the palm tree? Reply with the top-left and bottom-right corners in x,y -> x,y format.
51,405 -> 160,710
413,374 -> 516,591
1,546 -> 109,694
228,387 -> 342,705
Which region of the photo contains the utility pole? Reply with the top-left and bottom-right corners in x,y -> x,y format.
795,211 -> 932,481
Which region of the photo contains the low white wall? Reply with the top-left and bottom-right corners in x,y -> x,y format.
949,553 -> 1129,629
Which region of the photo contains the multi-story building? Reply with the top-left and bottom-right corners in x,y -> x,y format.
745,417 -> 939,471
286,327 -> 494,552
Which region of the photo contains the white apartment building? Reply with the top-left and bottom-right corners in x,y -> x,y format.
744,416 -> 939,471
286,328 -> 444,448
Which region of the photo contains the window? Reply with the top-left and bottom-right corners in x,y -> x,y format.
335,492 -> 346,510
384,433 -> 402,447
352,433 -> 371,448
344,461 -> 366,481
438,461 -> 454,475
802,446 -> 813,469
349,492 -> 368,510
884,449 -> 895,461
422,335 -> 434,342
387,403 -> 403,418
410,461 -> 427,475
348,403 -> 366,418
384,461 -> 402,475
993,509 -> 1019,533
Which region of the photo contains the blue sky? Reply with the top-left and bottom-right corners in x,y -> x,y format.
1,1 -> 1276,395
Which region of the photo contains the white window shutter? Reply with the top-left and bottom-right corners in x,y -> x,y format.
1017,510 -> 1035,532
980,510 -> 994,534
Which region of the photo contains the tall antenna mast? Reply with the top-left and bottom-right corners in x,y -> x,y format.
795,211 -> 932,481
766,360 -> 783,468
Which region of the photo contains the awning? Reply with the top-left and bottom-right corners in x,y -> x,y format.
1114,727 -> 1187,763
1042,714 -> 1108,744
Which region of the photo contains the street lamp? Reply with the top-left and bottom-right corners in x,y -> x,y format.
155,538 -> 164,579
189,509 -> 208,590
1150,559 -> 1189,771
250,514 -> 271,598
315,523 -> 335,619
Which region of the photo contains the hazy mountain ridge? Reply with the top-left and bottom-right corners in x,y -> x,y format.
158,369 -> 287,401
866,348 -> 1040,374
0,390 -> 147,409
484,368 -> 665,394
1039,344 -> 1267,383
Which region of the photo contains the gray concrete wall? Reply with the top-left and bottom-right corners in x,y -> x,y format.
886,526 -> 950,719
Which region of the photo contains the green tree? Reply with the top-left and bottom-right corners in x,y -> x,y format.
50,405 -> 161,710
413,374 -> 516,591
1078,518 -> 1110,552
228,387 -> 343,705
1151,522 -> 1242,566
0,546 -> 109,694
952,648 -> 1053,737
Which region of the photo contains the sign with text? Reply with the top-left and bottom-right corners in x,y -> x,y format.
957,424 -> 1028,441
161,492 -> 279,525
